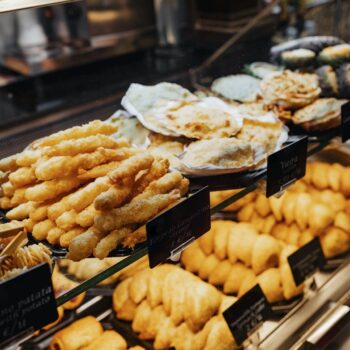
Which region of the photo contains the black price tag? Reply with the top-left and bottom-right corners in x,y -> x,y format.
287,237 -> 326,286
341,101 -> 350,143
147,186 -> 211,268
0,263 -> 58,344
223,284 -> 272,346
266,136 -> 308,197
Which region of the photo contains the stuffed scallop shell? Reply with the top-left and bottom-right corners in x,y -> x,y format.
261,70 -> 321,109
292,98 -> 347,131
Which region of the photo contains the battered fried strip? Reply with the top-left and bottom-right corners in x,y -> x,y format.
77,161 -> 120,181
60,227 -> 85,248
6,201 -> 38,220
44,135 -> 128,157
0,154 -> 19,172
56,210 -> 77,231
121,226 -> 146,249
66,177 -> 111,212
94,190 -> 181,232
35,148 -> 132,181
11,187 -> 29,206
0,170 -> 9,185
32,120 -> 117,149
94,185 -> 132,211
47,227 -> 65,245
108,154 -> 154,185
23,218 -> 35,232
16,150 -> 43,167
2,181 -> 15,197
25,177 -> 82,202
93,227 -> 133,259
9,167 -> 36,187
132,171 -> 184,202
75,204 -> 98,227
32,219 -> 55,240
129,158 -> 169,197
66,227 -> 106,261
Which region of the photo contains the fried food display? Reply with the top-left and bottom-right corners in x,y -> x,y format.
0,120 -> 188,261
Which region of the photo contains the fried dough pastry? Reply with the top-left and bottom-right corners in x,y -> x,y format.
56,210 -> 78,231
77,161 -> 120,180
6,201 -> 38,220
33,120 -> 116,149
9,167 -> 36,187
75,204 -> 98,227
0,154 -> 19,172
16,149 -> 44,167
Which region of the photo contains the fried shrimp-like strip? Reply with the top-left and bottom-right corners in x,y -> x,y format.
32,219 -> 55,240
35,148 -> 133,181
9,167 -> 36,187
32,120 -> 117,149
2,181 -> 15,197
67,177 -> 111,212
11,187 -> 29,206
66,227 -> 106,261
0,170 -> 9,185
75,204 -> 98,227
77,161 -> 119,180
16,150 -> 43,167
60,227 -> 85,248
47,226 -> 65,245
6,201 -> 38,220
25,177 -> 82,202
0,154 -> 19,172
56,210 -> 78,231
94,190 -> 181,232
44,135 -> 128,157
94,185 -> 132,211
130,158 -> 169,197
132,171 -> 184,201
30,203 -> 51,222
94,227 -> 133,259
121,226 -> 147,248
108,154 -> 154,185
23,218 -> 35,232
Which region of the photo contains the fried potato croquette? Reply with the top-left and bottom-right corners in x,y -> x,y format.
67,177 -> 111,212
60,227 -> 85,248
75,204 -> 98,227
47,226 -> 65,245
0,154 -> 19,172
32,219 -> 55,240
11,187 -> 29,206
56,210 -> 78,231
32,120 -> 117,149
94,190 -> 181,232
94,227 -> 133,259
6,201 -> 38,220
25,177 -> 82,202
44,135 -> 128,157
108,154 -> 154,185
66,228 -> 107,261
9,167 -> 36,188
94,185 -> 132,211
2,181 -> 15,197
77,161 -> 120,180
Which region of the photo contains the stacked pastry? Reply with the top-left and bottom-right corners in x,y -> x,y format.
113,264 -> 238,350
51,316 -> 144,350
181,221 -> 303,303
0,120 -> 188,260
237,162 -> 350,258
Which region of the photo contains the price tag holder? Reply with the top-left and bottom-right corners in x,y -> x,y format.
147,186 -> 210,268
223,284 -> 272,346
266,135 -> 308,197
341,101 -> 350,143
0,263 -> 58,345
288,237 -> 326,286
